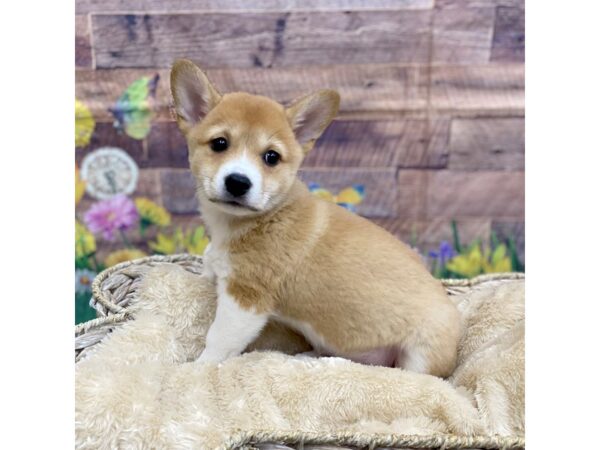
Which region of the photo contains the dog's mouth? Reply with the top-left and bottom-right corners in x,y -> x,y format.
208,198 -> 260,212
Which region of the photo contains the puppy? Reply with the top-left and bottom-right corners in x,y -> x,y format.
170,59 -> 460,376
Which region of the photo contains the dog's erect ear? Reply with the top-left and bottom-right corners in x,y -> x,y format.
286,90 -> 340,152
170,59 -> 222,133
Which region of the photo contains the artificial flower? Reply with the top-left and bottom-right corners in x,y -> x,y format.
75,221 -> 96,259
446,244 -> 512,278
105,248 -> 147,267
75,98 -> 95,147
75,165 -> 86,205
428,241 -> 455,267
149,226 -> 210,255
75,268 -> 96,295
135,197 -> 171,228
84,194 -> 138,241
184,226 -> 210,255
446,245 -> 485,278
482,244 -> 512,274
149,231 -> 180,255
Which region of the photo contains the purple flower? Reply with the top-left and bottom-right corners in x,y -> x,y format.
84,195 -> 138,241
428,240 -> 456,265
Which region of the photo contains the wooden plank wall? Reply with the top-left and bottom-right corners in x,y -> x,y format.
75,0 -> 525,260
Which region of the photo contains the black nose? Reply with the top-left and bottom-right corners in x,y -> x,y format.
225,173 -> 252,197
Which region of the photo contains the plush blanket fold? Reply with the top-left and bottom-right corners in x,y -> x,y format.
75,264 -> 524,449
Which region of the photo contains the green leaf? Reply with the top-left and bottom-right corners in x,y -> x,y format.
491,243 -> 507,265
507,236 -> 525,272
410,224 -> 419,249
451,220 -> 462,253
490,230 -> 500,250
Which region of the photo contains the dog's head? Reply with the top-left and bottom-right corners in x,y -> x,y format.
170,59 -> 339,217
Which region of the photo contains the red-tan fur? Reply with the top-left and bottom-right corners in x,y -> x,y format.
170,59 -> 460,377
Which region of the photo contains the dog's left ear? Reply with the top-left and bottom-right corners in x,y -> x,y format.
170,59 -> 222,133
286,90 -> 340,152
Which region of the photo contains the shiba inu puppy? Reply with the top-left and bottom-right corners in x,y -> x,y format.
170,59 -> 460,376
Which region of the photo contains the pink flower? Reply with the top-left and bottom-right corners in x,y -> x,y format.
84,195 -> 138,241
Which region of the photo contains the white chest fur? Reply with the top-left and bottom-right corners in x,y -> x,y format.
200,201 -> 235,281
202,242 -> 230,281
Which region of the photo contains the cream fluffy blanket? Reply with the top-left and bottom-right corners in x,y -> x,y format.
75,264 -> 524,449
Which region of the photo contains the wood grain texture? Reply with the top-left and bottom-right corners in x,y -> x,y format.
396,169 -> 524,219
134,168 -> 164,200
417,117 -> 451,167
299,168 -> 397,218
77,0 -> 433,14
92,11 -> 432,69
436,0 -> 522,7
491,6 -> 524,62
448,117 -> 524,170
369,218 -> 422,244
75,64 -> 428,123
160,169 -> 199,214
430,64 -> 524,115
432,8 -> 495,64
75,15 -> 92,68
425,170 -> 524,219
76,63 -> 525,121
371,218 -> 493,255
304,118 -> 449,169
418,218 -> 491,251
396,169 -> 428,219
147,122 -> 189,168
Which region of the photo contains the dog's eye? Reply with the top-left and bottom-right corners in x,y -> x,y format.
210,137 -> 228,152
263,150 -> 280,167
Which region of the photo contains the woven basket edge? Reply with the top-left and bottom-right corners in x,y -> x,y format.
221,430 -> 525,450
90,254 -> 205,314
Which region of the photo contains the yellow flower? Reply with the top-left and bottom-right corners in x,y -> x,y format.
482,244 -> 512,274
149,226 -> 210,255
185,226 -> 210,255
149,232 -> 178,255
75,99 -> 95,148
104,248 -> 147,267
446,246 -> 485,278
446,244 -> 513,278
75,165 -> 86,205
75,221 -> 96,259
135,197 -> 171,227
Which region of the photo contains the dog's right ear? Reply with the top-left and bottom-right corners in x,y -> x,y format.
170,59 -> 221,133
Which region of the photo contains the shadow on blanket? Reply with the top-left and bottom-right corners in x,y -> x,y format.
75,264 -> 524,449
